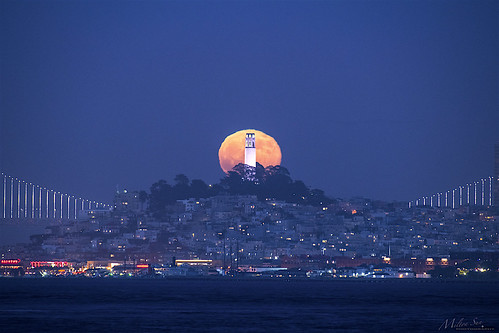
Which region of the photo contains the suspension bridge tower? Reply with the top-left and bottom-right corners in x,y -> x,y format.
494,142 -> 499,207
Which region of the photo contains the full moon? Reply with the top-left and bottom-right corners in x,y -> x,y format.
218,129 -> 282,173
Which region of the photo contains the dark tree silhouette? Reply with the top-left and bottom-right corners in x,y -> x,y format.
149,180 -> 175,219
173,174 -> 190,200
219,164 -> 332,206
146,165 -> 333,218
138,190 -> 148,211
190,179 -> 209,199
174,174 -> 189,187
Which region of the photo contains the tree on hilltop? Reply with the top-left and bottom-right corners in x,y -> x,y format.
146,165 -> 333,218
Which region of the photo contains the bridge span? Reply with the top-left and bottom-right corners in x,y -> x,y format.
1,172 -> 111,221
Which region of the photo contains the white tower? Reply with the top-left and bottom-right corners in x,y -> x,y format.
244,133 -> 256,168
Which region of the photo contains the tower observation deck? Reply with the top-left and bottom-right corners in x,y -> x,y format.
244,133 -> 256,168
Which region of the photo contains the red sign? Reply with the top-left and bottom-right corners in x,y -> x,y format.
30,261 -> 69,268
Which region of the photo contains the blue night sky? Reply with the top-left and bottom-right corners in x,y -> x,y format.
1,0 -> 498,203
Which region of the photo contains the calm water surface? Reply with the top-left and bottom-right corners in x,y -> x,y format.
0,278 -> 497,332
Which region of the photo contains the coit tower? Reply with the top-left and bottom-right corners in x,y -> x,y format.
245,133 -> 256,168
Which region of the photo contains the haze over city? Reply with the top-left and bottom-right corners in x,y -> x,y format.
1,1 -> 498,202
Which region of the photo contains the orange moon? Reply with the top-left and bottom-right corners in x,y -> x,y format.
218,129 -> 282,173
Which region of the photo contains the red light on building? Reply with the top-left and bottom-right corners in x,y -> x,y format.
1,259 -> 21,265
30,261 -> 69,268
136,264 -> 149,269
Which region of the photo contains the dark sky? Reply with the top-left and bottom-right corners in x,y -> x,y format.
1,0 -> 498,203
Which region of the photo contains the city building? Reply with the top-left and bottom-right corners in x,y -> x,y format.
113,189 -> 142,213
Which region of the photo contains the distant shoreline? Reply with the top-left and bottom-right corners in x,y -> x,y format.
1,276 -> 497,282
